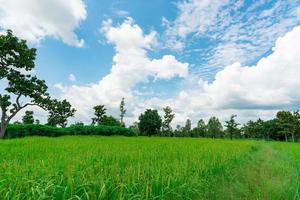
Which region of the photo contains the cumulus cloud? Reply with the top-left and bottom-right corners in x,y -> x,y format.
0,0 -> 86,47
143,25 -> 300,126
203,25 -> 300,109
56,20 -> 300,127
56,18 -> 188,122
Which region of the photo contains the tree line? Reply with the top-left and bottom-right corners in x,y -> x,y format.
1,30 -> 299,142
16,100 -> 300,142
128,107 -> 300,142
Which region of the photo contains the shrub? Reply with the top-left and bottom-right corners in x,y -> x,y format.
6,124 -> 135,138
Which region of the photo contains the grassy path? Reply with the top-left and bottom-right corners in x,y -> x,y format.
212,143 -> 300,200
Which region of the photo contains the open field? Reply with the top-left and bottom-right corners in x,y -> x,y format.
0,136 -> 299,199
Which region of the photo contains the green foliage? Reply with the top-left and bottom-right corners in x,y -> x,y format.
138,109 -> 162,136
207,116 -> 223,138
119,97 -> 126,127
276,111 -> 298,142
102,115 -> 121,126
0,30 -> 36,77
129,121 -> 140,136
73,121 -> 84,126
22,110 -> 34,124
182,119 -> 192,136
6,124 -> 134,138
47,99 -> 76,127
225,115 -> 240,139
91,105 -> 106,125
262,119 -> 279,140
162,106 -> 175,136
174,125 -> 184,137
0,30 -> 73,138
242,119 -> 264,139
191,119 -> 207,137
35,119 -> 40,125
294,111 -> 300,139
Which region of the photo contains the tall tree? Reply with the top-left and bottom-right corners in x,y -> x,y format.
119,97 -> 126,127
192,119 -> 207,137
138,109 -> 162,136
242,119 -> 264,139
183,119 -> 192,136
276,111 -> 297,142
242,120 -> 257,138
0,30 -> 68,138
207,116 -> 223,138
263,119 -> 279,141
22,110 -> 34,124
293,110 -> 300,140
174,124 -> 182,137
92,105 -> 106,125
47,99 -> 76,128
225,115 -> 240,140
162,106 -> 175,136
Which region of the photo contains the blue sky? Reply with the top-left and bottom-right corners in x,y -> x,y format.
35,0 -> 182,94
1,0 -> 300,125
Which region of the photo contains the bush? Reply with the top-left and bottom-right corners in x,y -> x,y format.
6,124 -> 135,138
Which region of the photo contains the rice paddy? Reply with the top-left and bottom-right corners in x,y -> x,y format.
0,136 -> 299,199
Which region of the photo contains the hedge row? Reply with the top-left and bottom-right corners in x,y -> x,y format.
6,124 -> 135,138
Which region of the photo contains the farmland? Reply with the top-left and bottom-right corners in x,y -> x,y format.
0,136 -> 299,199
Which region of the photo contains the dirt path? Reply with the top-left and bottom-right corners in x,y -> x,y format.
211,144 -> 299,200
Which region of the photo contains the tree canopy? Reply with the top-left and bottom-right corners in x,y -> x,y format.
207,116 -> 223,138
0,30 -> 75,137
91,105 -> 107,125
225,115 -> 240,139
47,100 -> 76,128
138,109 -> 162,136
162,106 -> 175,136
119,98 -> 126,127
102,115 -> 121,126
22,110 -> 34,124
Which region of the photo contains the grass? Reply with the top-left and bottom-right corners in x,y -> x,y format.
0,136 -> 298,199
214,144 -> 299,199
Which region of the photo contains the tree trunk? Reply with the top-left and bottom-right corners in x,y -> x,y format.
0,108 -> 7,138
0,122 -> 7,138
285,133 -> 288,142
291,132 -> 295,142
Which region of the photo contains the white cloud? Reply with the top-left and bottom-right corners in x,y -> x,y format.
56,21 -> 300,127
204,25 -> 300,109
0,0 -> 86,47
114,9 -> 129,17
163,0 -> 229,49
68,73 -> 77,82
164,0 -> 300,78
52,15 -> 300,127
56,18 -> 188,123
143,25 -> 300,126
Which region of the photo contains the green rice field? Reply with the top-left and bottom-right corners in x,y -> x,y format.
0,136 -> 299,199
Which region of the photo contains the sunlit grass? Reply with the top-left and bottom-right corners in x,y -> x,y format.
0,136 -> 258,199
